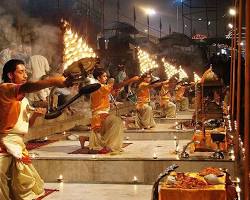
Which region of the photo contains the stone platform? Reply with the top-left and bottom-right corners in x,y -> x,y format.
44,183 -> 152,200
72,123 -> 194,141
31,139 -> 236,184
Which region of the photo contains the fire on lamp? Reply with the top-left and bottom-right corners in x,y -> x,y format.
57,174 -> 64,182
137,47 -> 159,75
132,176 -> 138,183
193,72 -> 201,83
62,19 -> 97,71
162,58 -> 178,80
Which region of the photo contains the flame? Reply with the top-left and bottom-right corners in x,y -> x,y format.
161,58 -> 178,80
62,19 -> 97,70
137,47 -> 159,74
178,66 -> 188,80
193,72 -> 201,83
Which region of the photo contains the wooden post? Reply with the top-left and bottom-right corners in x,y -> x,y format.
236,0 -> 242,162
244,0 -> 250,198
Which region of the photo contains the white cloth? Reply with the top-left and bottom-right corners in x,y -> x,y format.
8,97 -> 31,135
0,49 -> 12,82
27,55 -> 50,81
27,55 -> 50,102
4,97 -> 32,159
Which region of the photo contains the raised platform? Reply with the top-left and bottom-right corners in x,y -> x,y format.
74,123 -> 194,140
31,139 -> 236,184
44,183 -> 152,200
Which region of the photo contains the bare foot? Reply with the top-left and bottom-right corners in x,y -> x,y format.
79,136 -> 89,149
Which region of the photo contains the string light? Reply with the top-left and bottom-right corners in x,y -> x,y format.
161,58 -> 178,80
62,19 -> 97,70
137,47 -> 159,74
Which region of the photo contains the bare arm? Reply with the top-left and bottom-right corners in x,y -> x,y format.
18,76 -> 68,95
138,80 -> 169,91
113,76 -> 140,90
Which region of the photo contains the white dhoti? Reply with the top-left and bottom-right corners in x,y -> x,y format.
0,134 -> 44,200
135,104 -> 156,129
161,101 -> 176,118
176,97 -> 189,111
0,155 -> 12,200
89,115 -> 124,152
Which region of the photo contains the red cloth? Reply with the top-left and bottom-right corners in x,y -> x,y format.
36,189 -> 59,200
0,140 -> 57,153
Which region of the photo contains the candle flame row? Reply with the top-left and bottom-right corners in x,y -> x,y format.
137,47 -> 158,74
193,72 -> 201,83
162,58 -> 188,80
162,58 -> 179,80
178,66 -> 188,80
62,19 -> 97,70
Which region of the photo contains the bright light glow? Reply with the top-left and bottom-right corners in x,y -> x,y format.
208,21 -> 211,25
193,72 -> 201,83
178,66 -> 188,80
162,58 -> 178,80
137,47 -> 159,75
133,176 -> 138,182
221,49 -> 227,55
62,19 -> 97,70
198,18 -> 202,21
240,41 -> 244,46
228,23 -> 233,29
144,29 -> 148,32
229,8 -> 236,16
145,8 -> 156,15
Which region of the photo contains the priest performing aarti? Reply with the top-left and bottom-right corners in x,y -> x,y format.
0,59 -> 70,200
87,67 -> 139,153
159,81 -> 176,118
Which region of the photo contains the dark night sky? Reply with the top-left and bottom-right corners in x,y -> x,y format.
104,0 -> 233,37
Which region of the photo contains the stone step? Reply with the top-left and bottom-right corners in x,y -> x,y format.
43,183 -> 152,200
72,130 -> 194,141
26,112 -> 90,142
70,122 -> 194,140
31,140 -> 236,184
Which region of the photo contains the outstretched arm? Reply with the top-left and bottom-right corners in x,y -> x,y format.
113,76 -> 140,90
18,76 -> 69,95
138,80 -> 169,91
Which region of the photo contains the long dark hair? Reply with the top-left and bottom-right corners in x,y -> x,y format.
93,67 -> 106,80
2,59 -> 25,83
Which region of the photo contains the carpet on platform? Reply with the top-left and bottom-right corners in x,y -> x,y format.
69,142 -> 132,154
36,188 -> 59,200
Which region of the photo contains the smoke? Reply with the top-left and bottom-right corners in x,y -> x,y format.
0,0 -> 62,68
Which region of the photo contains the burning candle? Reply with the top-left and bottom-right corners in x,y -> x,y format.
236,185 -> 241,193
236,177 -> 240,183
132,176 -> 138,183
175,122 -> 178,129
153,152 -> 157,159
174,136 -> 179,153
31,153 -> 36,159
57,174 -> 63,182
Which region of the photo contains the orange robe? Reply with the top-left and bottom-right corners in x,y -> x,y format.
136,82 -> 150,109
90,84 -> 112,131
89,83 -> 124,151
